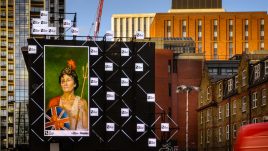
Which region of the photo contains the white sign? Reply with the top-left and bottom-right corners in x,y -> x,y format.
137,124 -> 145,132
147,93 -> 155,102
121,48 -> 129,57
105,30 -> 114,41
90,77 -> 98,86
105,62 -> 113,71
90,47 -> 98,56
121,78 -> 129,87
90,108 -> 99,116
40,19 -> 48,27
28,45 -> 37,54
121,108 -> 129,117
106,91 -> 115,101
136,31 -> 145,39
106,123 -> 115,132
32,18 -> 41,27
135,63 -> 143,72
71,27 -> 79,36
148,138 -> 157,147
63,19 -> 72,28
40,11 -> 48,21
47,27 -> 57,35
32,27 -> 42,35
40,28 -> 48,35
161,123 -> 169,132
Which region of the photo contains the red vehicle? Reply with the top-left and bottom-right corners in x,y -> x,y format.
235,122 -> 268,151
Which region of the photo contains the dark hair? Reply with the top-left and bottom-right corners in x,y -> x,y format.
58,66 -> 79,91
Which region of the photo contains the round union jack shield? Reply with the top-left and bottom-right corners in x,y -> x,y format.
45,106 -> 70,130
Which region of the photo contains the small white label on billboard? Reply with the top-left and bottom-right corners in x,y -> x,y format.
137,124 -> 145,132
32,18 -> 41,27
90,108 -> 99,116
90,47 -> 98,56
40,28 -> 48,35
90,77 -> 98,86
32,27 -> 42,35
105,62 -> 113,71
71,27 -> 79,36
48,27 -> 57,35
40,19 -> 48,27
136,31 -> 145,39
135,63 -> 143,72
147,93 -> 155,102
105,30 -> 114,41
121,48 -> 129,56
28,45 -> 37,54
121,78 -> 129,87
63,19 -> 72,28
106,91 -> 115,101
148,138 -> 157,147
121,108 -> 129,117
161,123 -> 169,132
106,123 -> 115,132
40,11 -> 48,21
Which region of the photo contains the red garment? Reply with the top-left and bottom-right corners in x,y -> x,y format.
48,96 -> 61,108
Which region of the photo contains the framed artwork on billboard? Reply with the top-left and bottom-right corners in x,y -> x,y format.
44,45 -> 89,137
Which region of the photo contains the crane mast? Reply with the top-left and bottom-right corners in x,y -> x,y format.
94,0 -> 104,38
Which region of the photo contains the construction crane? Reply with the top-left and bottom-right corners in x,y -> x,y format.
89,0 -> 104,39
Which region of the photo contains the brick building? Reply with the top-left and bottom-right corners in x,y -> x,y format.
150,11 -> 268,60
198,53 -> 268,151
156,50 -> 203,150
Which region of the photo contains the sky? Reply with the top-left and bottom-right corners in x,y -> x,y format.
66,0 -> 268,37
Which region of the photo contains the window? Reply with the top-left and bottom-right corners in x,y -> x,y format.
219,127 -> 222,142
233,124 -> 237,138
218,106 -> 222,120
218,83 -> 222,97
200,130 -> 203,144
244,19 -> 249,40
165,20 -> 171,38
229,42 -> 233,58
229,19 -> 233,41
262,89 -> 266,106
252,118 -> 258,124
233,100 -> 237,115
182,20 -> 187,37
207,109 -> 210,122
207,87 -> 210,101
213,19 -> 218,41
200,112 -> 203,124
260,42 -> 265,50
242,70 -> 246,86
226,103 -> 230,117
198,42 -> 202,53
207,129 -> 210,143
252,92 -> 257,109
265,60 -> 268,75
260,19 -> 264,40
244,42 -> 249,52
228,79 -> 233,92
226,125 -> 230,140
235,75 -> 238,89
254,64 -> 260,80
242,96 -> 246,112
213,42 -> 218,59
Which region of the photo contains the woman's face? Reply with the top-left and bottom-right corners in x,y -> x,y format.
60,74 -> 76,93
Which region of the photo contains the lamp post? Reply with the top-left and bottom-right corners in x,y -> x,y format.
176,85 -> 199,151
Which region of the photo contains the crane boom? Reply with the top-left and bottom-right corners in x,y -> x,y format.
94,0 -> 104,38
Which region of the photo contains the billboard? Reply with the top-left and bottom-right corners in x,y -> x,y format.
26,39 -> 156,151
44,46 -> 89,136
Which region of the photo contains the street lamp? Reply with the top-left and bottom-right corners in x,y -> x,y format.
176,85 -> 199,151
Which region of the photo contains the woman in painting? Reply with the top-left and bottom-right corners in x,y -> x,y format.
48,59 -> 88,130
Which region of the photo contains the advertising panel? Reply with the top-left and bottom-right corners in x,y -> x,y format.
44,45 -> 89,136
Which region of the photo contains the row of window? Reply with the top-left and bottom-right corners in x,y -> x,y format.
201,117 -> 267,144
201,91 -> 266,123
